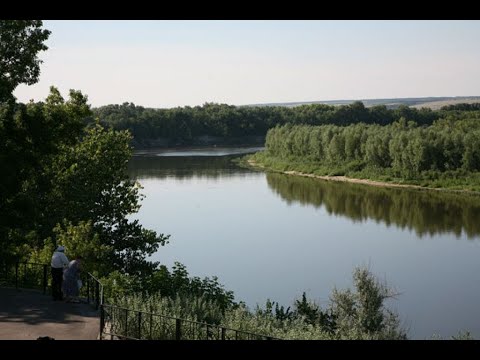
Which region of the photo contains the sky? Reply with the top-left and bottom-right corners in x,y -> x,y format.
13,20 -> 480,108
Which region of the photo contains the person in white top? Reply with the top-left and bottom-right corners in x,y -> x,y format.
51,246 -> 69,301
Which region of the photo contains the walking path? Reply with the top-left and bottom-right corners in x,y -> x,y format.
0,287 -> 99,340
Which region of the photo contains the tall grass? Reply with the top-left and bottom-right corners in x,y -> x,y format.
110,266 -> 408,340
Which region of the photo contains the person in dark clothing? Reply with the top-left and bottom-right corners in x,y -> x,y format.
50,246 -> 69,301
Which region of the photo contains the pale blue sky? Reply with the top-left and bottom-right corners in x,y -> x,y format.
13,20 -> 480,108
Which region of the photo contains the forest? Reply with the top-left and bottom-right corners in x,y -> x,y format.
92,101 -> 444,146
248,109 -> 480,191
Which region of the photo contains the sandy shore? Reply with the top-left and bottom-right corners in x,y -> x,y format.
247,159 -> 480,195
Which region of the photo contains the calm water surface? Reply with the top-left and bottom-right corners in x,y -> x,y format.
128,148 -> 480,339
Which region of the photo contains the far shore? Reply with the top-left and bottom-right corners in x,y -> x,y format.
247,159 -> 480,196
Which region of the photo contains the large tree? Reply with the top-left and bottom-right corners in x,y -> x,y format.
0,22 -> 168,276
0,20 -> 50,102
0,88 -> 87,259
44,115 -> 169,275
0,20 -> 52,259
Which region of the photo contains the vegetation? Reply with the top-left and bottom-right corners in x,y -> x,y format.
111,265 -> 407,340
1,20 -> 476,340
0,20 -> 51,102
91,101 -> 442,147
249,113 -> 480,191
0,21 -> 167,276
440,103 -> 480,111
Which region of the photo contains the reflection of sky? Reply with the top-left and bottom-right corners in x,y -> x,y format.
130,154 -> 480,339
134,147 -> 264,157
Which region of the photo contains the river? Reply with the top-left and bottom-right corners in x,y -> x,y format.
128,147 -> 480,339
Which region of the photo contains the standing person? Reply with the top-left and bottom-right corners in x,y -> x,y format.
63,256 -> 83,303
50,245 -> 69,301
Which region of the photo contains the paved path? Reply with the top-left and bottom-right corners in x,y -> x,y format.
0,287 -> 99,340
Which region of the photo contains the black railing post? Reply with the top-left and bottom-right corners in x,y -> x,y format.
100,305 -> 104,340
175,318 -> 181,340
15,261 -> 19,290
95,281 -> 100,310
87,278 -> 90,304
91,303 -> 279,341
125,308 -> 128,338
137,312 -> 142,339
150,313 -> 153,339
43,265 -> 47,294
111,306 -> 115,340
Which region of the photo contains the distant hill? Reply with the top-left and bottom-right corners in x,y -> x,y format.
247,96 -> 480,109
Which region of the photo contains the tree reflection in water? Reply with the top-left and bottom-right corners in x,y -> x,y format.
266,172 -> 480,239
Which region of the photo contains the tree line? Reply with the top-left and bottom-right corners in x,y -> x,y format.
91,101 -> 447,146
263,113 -> 480,178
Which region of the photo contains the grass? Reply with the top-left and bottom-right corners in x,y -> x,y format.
243,152 -> 480,193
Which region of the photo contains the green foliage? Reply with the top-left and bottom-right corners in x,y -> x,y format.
257,116 -> 480,191
45,121 -> 170,276
0,87 -> 89,259
26,239 -> 56,266
90,101 -> 441,147
51,221 -> 112,274
101,261 -> 235,313
330,266 -> 406,339
99,271 -> 143,299
294,293 -> 336,333
0,22 -> 168,277
441,103 -> 480,111
1,87 -> 169,276
114,266 -> 406,340
0,20 -> 51,101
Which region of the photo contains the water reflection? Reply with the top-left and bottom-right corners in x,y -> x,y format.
128,154 -> 257,180
266,172 -> 480,238
135,146 -> 264,157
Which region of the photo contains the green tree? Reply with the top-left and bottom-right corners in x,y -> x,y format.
0,20 -> 51,101
46,121 -> 170,275
0,87 -> 89,260
330,266 -> 406,339
0,20 -> 51,259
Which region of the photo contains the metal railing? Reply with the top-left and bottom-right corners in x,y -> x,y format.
0,261 -> 49,294
80,272 -> 104,310
1,261 -> 279,340
0,261 -> 103,310
100,304 -> 279,340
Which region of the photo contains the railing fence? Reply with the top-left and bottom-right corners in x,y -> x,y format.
0,261 -> 48,294
99,304 -> 277,340
1,260 -> 279,340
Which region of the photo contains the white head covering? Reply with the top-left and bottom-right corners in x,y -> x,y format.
56,245 -> 65,252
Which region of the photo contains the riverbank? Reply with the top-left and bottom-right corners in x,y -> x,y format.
242,152 -> 480,195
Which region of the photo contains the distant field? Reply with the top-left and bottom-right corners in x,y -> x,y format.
411,98 -> 480,110
250,96 -> 480,109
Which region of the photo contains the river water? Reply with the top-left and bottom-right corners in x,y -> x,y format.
128,147 -> 480,339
